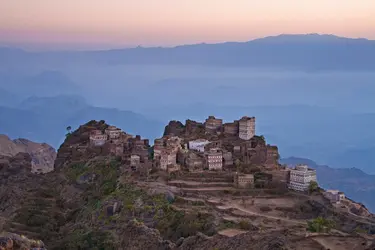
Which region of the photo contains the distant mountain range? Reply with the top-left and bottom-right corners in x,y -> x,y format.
1,34 -> 375,70
0,95 -> 164,148
281,157 -> 375,212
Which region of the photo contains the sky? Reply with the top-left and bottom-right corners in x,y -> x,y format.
1,0 -> 375,50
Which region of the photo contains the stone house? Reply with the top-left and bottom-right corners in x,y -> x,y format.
235,174 -> 254,188
324,190 -> 345,204
205,116 -> 223,132
223,122 -> 239,136
105,126 -> 122,140
239,116 -> 255,140
265,145 -> 280,169
129,135 -> 150,162
206,148 -> 223,170
288,165 -> 317,192
89,130 -> 108,146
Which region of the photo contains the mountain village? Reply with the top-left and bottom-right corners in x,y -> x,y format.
87,115 -> 348,205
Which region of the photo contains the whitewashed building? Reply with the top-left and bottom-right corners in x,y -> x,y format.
288,165 -> 317,192
189,139 -> 210,153
239,116 -> 256,140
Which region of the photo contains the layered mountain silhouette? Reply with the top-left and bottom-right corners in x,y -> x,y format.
0,95 -> 164,148
1,34 -> 375,70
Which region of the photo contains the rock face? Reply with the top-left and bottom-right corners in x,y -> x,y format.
118,220 -> 174,250
163,120 -> 185,137
2,120 -> 375,250
0,233 -> 46,250
0,135 -> 56,174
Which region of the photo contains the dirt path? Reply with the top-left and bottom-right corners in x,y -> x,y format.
228,204 -> 306,225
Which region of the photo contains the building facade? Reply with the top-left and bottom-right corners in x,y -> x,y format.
239,116 -> 256,140
288,165 -> 317,192
205,116 -> 223,132
206,149 -> 223,170
223,122 -> 239,136
89,130 -> 108,146
105,126 -> 122,140
235,174 -> 254,188
324,190 -> 345,204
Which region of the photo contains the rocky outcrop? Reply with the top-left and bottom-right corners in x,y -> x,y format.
0,233 -> 45,250
118,220 -> 174,250
163,121 -> 185,137
0,135 -> 56,174
54,120 -> 109,169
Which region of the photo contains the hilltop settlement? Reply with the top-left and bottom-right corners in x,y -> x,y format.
2,116 -> 375,249
84,116 -> 323,194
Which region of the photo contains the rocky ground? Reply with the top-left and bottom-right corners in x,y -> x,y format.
1,121 -> 375,249
0,135 -> 56,174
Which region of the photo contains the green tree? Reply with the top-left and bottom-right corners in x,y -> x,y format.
307,216 -> 335,233
308,181 -> 319,193
65,126 -> 72,138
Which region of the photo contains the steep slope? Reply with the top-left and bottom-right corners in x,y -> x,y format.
1,121 -> 375,249
0,135 -> 56,174
281,157 -> 375,213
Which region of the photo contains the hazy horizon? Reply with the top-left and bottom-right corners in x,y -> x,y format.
1,0 -> 375,50
1,33 -> 374,52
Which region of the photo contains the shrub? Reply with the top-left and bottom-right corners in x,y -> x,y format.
238,220 -> 252,230
307,217 -> 335,233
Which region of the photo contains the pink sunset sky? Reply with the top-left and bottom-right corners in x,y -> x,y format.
1,0 -> 375,50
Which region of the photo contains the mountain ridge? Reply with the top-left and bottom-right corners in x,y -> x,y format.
1,33 -> 374,52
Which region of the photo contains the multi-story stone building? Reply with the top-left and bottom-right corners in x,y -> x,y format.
89,130 -> 108,146
159,151 -> 177,170
239,116 -> 256,140
206,148 -> 223,170
205,116 -> 223,132
129,135 -> 150,162
265,145 -> 280,169
235,174 -> 254,188
223,122 -> 239,136
105,126 -> 122,140
288,165 -> 317,192
189,139 -> 210,153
